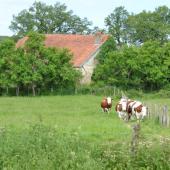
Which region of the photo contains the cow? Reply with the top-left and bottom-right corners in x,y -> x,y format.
116,97 -> 148,121
127,100 -> 148,120
115,97 -> 128,120
101,96 -> 112,113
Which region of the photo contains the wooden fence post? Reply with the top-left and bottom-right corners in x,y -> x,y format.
162,105 -> 168,127
131,123 -> 140,156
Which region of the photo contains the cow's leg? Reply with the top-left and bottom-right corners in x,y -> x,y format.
119,112 -> 124,119
118,112 -> 122,119
135,112 -> 141,123
128,113 -> 131,120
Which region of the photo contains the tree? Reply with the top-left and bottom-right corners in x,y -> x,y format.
18,32 -> 81,95
92,45 -> 140,88
40,47 -> 81,91
105,6 -> 129,46
0,39 -> 16,94
9,1 -> 92,37
138,41 -> 167,90
96,36 -> 117,64
127,6 -> 170,44
93,41 -> 170,90
163,42 -> 170,86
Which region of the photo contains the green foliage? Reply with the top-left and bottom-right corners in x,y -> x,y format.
127,11 -> 168,44
9,1 -> 92,37
105,6 -> 129,45
0,32 -> 81,96
0,38 -> 16,91
106,6 -> 170,45
93,41 -> 170,91
97,36 -> 117,64
0,36 -> 10,42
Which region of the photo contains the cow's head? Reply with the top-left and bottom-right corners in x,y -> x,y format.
107,97 -> 112,105
141,106 -> 148,119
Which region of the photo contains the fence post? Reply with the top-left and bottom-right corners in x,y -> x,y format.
167,114 -> 170,127
131,123 -> 140,156
162,105 -> 168,127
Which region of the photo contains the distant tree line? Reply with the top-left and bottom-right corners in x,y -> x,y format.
0,32 -> 80,96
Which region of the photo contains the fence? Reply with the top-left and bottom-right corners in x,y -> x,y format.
0,85 -> 127,97
145,103 -> 170,127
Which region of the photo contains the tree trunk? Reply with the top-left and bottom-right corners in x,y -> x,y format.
16,86 -> 20,96
6,87 -> 9,95
32,84 -> 36,96
27,86 -> 29,96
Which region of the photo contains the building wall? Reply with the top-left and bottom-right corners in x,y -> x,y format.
79,49 -> 99,84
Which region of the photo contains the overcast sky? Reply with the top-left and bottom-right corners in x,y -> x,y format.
1,0 -> 170,36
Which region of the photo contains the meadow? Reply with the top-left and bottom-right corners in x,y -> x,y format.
0,95 -> 169,170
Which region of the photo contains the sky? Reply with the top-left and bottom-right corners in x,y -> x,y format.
1,0 -> 170,36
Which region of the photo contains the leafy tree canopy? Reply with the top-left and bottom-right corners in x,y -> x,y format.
105,6 -> 129,46
106,5 -> 170,45
9,2 -> 92,38
0,32 -> 81,96
92,41 -> 170,90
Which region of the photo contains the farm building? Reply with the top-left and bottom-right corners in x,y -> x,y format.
16,33 -> 108,84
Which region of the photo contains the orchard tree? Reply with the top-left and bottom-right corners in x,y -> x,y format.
0,39 -> 16,94
20,32 -> 81,95
40,47 -> 81,91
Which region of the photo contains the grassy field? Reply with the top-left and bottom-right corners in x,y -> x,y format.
0,95 -> 169,169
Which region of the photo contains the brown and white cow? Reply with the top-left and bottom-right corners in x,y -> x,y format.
127,100 -> 148,120
116,97 -> 148,121
115,97 -> 128,120
101,97 -> 112,113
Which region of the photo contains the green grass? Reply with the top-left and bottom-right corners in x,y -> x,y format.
0,95 -> 169,141
0,95 -> 131,142
0,95 -> 169,169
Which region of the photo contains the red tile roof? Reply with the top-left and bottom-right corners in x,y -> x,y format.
16,34 -> 108,67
